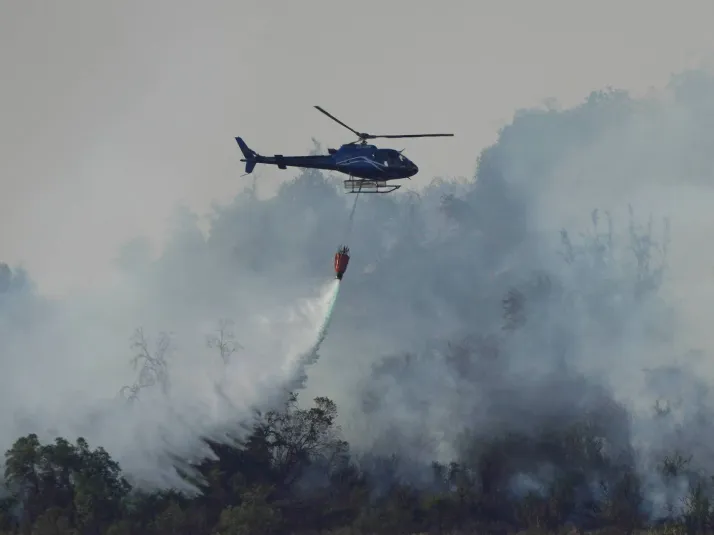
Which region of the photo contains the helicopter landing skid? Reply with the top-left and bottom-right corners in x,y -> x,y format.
344,178 -> 401,194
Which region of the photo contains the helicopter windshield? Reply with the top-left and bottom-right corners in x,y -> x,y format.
374,149 -> 409,167
393,152 -> 411,166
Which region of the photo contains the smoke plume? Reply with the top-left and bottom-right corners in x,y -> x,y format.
2,70 -> 714,511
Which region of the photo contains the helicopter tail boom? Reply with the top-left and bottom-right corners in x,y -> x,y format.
234,136 -> 336,174
235,137 -> 259,174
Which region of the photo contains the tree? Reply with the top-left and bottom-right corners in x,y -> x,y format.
71,438 -> 131,535
4,435 -> 131,535
4,433 -> 43,530
30,506 -> 76,535
259,393 -> 349,489
206,319 -> 241,366
120,328 -> 173,402
149,500 -> 189,535
214,487 -> 282,535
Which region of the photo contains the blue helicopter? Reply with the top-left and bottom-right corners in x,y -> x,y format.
235,106 -> 453,194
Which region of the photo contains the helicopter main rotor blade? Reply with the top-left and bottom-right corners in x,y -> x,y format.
372,133 -> 454,139
314,106 -> 364,138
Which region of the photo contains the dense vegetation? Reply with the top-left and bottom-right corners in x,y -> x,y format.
0,381 -> 712,534
4,73 -> 714,534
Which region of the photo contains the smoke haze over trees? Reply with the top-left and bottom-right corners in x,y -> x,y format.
3,69 -> 714,532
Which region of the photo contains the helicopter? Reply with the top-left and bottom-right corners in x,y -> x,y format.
234,106 -> 453,194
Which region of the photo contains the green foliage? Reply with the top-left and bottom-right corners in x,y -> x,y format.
3,434 -> 130,535
1,387 -> 704,534
215,486 -> 282,535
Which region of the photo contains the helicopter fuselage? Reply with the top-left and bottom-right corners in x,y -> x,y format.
242,142 -> 418,181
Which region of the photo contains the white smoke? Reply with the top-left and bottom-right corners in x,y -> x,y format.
0,270 -> 340,490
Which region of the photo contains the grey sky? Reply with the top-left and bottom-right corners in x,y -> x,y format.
2,0 -> 714,296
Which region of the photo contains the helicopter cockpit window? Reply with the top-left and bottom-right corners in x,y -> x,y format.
388,152 -> 402,165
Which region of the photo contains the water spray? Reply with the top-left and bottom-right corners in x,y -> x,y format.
271,191 -> 359,395
284,279 -> 341,392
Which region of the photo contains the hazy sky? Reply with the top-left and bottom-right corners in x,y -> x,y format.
2,0 -> 714,296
